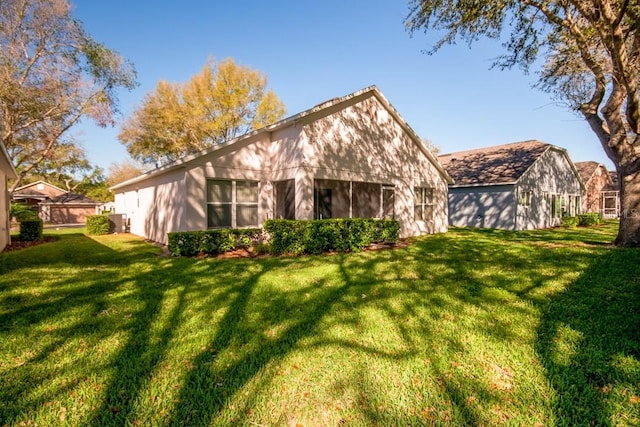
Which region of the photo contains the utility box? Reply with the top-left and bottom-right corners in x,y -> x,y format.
108,214 -> 126,233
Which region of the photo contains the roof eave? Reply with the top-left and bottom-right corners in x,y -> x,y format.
449,181 -> 517,189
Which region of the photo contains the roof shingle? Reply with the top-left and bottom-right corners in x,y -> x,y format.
438,140 -> 551,186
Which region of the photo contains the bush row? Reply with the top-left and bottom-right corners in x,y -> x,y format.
561,212 -> 603,228
578,212 -> 603,226
168,228 -> 263,257
264,218 -> 400,256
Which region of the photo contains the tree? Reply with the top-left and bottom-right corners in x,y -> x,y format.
119,58 -> 286,166
0,0 -> 137,192
406,0 -> 640,246
106,160 -> 143,187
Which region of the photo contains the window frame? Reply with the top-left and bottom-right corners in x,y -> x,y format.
519,190 -> 532,207
414,186 -> 434,222
206,179 -> 259,229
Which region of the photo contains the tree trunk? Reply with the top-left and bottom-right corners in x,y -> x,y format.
615,167 -> 640,246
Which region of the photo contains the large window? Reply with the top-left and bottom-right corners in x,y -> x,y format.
414,187 -> 434,221
207,180 -> 258,228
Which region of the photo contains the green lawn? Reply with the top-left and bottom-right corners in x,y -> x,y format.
0,223 -> 638,426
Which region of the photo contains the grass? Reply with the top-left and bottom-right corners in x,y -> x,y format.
0,222 -> 638,426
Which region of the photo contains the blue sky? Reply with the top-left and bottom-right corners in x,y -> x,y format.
72,0 -> 614,171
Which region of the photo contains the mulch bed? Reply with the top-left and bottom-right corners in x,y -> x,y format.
4,236 -> 58,252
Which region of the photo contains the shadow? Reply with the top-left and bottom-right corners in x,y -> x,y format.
2,226 -> 637,425
535,247 -> 640,425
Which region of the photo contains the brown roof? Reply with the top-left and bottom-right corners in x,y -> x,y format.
574,161 -> 602,184
42,193 -> 101,205
438,140 -> 551,186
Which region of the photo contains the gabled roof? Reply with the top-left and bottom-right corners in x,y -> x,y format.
13,180 -> 67,194
574,161 -> 610,186
41,192 -> 101,205
111,86 -> 453,190
439,140 -> 583,189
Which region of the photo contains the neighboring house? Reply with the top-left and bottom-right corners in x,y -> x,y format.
438,140 -> 584,230
12,180 -> 67,208
0,141 -> 17,252
39,193 -> 102,224
111,86 -> 453,244
12,181 -> 101,224
574,161 -> 620,217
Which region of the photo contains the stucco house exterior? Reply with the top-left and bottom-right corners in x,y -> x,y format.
1,142 -> 17,251
111,86 -> 453,244
575,161 -> 620,218
438,140 -> 584,230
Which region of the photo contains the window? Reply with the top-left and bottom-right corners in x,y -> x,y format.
567,195 -> 579,216
274,180 -> 295,219
207,180 -> 258,228
519,190 -> 532,207
414,187 -> 434,221
551,194 -> 565,219
236,181 -> 258,227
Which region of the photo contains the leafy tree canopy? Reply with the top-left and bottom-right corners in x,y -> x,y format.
407,0 -> 640,246
106,160 -> 143,187
119,58 -> 286,166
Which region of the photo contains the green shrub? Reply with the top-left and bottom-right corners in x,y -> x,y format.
10,202 -> 38,222
561,216 -> 579,228
86,215 -> 110,235
264,218 -> 400,256
167,228 -> 262,257
19,219 -> 43,241
578,212 -> 603,227
374,219 -> 401,243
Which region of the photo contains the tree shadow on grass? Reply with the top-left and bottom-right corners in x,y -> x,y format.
535,247 -> 640,425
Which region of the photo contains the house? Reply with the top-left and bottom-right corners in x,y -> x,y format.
12,181 -> 67,209
39,193 -> 102,224
111,86 -> 453,244
12,181 -> 101,224
0,141 -> 17,251
574,161 -> 620,218
438,140 -> 584,230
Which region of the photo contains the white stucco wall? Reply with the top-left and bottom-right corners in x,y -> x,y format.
114,168 -> 187,244
0,173 -> 10,251
113,90 -> 450,243
301,95 -> 448,236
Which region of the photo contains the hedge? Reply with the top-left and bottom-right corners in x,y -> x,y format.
264,218 -> 400,256
19,219 -> 43,241
578,212 -> 603,227
86,215 -> 110,235
560,216 -> 579,228
168,228 -> 263,257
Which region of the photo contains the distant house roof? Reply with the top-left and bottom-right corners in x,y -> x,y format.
574,161 -> 603,185
12,188 -> 47,198
439,140 -> 560,187
605,170 -> 620,192
41,193 -> 101,205
111,85 -> 453,190
13,180 -> 67,194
